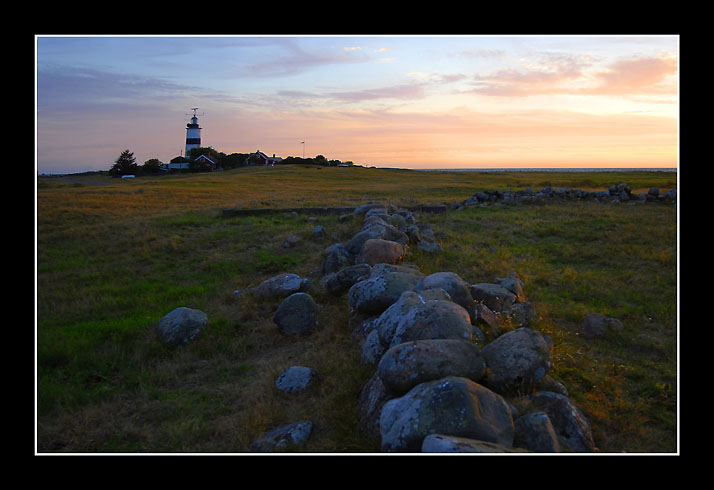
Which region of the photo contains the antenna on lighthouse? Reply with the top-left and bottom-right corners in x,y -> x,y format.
186,107 -> 204,119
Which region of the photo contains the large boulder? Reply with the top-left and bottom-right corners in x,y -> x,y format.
353,202 -> 386,218
470,283 -> 517,312
254,273 -> 309,299
495,272 -> 527,303
275,366 -> 319,394
346,222 -> 408,255
320,243 -> 353,276
348,265 -> 423,316
522,391 -> 596,452
422,434 -> 528,453
375,288 -> 453,347
272,292 -> 318,336
377,339 -> 486,395
506,302 -> 539,328
320,263 -> 372,296
379,377 -> 514,452
389,299 -> 473,348
156,307 -> 208,347
357,371 -> 393,437
513,411 -> 561,452
481,327 -> 553,396
356,238 -> 407,266
249,421 -> 313,452
416,272 -> 475,321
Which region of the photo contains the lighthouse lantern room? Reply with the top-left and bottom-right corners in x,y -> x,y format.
185,108 -> 202,157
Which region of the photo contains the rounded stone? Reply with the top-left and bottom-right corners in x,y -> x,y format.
156,307 -> 207,346
273,292 -> 318,336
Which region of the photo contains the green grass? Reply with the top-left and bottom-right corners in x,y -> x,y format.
36,166 -> 677,453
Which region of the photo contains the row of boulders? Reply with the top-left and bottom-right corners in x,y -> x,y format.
319,202 -> 597,453
154,198 -> 612,452
460,183 -> 676,208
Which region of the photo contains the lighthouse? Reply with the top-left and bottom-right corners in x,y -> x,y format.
185,108 -> 202,157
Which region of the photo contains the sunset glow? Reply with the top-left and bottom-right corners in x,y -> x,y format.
35,35 -> 678,174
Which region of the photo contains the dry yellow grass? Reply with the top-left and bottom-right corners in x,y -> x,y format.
36,166 -> 677,453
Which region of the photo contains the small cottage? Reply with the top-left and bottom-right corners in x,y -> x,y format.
245,150 -> 282,166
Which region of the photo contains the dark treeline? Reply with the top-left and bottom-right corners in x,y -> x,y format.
104,147 -> 356,177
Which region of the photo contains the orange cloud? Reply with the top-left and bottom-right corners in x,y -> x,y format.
586,56 -> 678,95
469,54 -> 677,98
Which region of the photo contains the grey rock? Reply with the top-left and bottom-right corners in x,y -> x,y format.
583,313 -> 624,338
275,366 -> 319,394
470,283 -> 517,311
346,222 -> 408,255
364,206 -> 389,219
357,371 -> 394,437
524,391 -> 596,452
156,307 -> 208,347
281,234 -> 301,248
249,421 -> 313,452
416,271 -> 475,322
473,302 -> 501,339
321,263 -> 371,296
362,215 -> 389,228
507,301 -> 539,328
389,299 -> 473,348
495,272 -> 526,302
348,266 -> 423,316
513,411 -> 561,452
273,292 -> 318,336
319,243 -> 353,276
375,288 -> 452,347
535,374 -> 569,397
354,202 -> 386,218
481,327 -> 553,396
361,329 -> 386,366
312,225 -> 324,239
380,377 -> 514,452
422,434 -> 528,453
254,273 -> 309,299
389,213 -> 407,230
416,240 -> 442,253
404,224 -> 422,244
350,315 -> 379,347
356,238 -> 407,266
377,339 -> 486,395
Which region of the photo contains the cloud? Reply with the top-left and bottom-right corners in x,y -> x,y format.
466,53 -> 677,98
468,52 -> 591,96
587,56 -> 678,95
271,82 -> 429,105
328,83 -> 427,103
37,65 -> 200,115
241,40 -> 370,77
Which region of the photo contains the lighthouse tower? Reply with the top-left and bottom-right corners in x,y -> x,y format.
185,108 -> 202,157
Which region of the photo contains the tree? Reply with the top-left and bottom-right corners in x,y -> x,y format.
141,158 -> 162,174
109,149 -> 138,176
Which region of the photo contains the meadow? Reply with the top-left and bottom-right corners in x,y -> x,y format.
35,165 -> 678,453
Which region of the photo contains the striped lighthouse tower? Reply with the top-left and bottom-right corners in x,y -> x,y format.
185,108 -> 202,157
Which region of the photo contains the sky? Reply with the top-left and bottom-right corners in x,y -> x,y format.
35,35 -> 679,174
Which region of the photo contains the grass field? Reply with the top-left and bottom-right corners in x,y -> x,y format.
35,165 -> 678,453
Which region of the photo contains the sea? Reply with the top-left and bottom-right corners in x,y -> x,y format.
415,168 -> 677,173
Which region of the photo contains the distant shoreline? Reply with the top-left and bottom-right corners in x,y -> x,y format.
38,166 -> 678,177
414,167 -> 677,173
